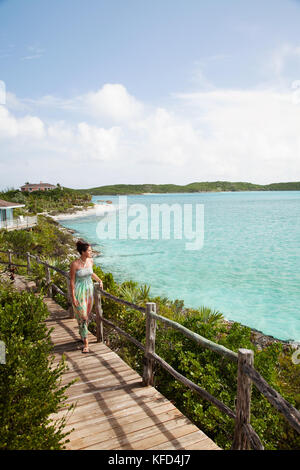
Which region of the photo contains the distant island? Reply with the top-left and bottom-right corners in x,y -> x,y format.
71,181 -> 300,195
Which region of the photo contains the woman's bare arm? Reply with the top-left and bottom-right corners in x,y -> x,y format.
90,259 -> 103,288
70,261 -> 79,305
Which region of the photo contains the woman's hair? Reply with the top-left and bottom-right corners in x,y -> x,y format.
76,240 -> 90,254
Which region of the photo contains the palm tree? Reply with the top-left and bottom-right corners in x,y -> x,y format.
195,306 -> 224,324
118,283 -> 151,307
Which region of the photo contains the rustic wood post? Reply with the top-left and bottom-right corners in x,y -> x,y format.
67,278 -> 74,318
26,252 -> 31,274
142,302 -> 157,386
94,284 -> 104,342
232,348 -> 254,450
45,266 -> 52,297
7,249 -> 12,269
34,256 -> 40,288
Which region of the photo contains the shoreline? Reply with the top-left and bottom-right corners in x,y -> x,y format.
47,202 -> 118,221
49,214 -> 299,350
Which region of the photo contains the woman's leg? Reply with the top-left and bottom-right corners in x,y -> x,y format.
74,286 -> 93,352
80,319 -> 89,352
74,310 -> 88,349
82,289 -> 93,352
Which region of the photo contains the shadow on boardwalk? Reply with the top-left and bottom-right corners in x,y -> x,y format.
8,274 -> 221,450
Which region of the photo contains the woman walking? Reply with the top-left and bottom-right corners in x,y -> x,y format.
70,240 -> 103,353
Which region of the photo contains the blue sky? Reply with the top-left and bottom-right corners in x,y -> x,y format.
1,0 -> 300,189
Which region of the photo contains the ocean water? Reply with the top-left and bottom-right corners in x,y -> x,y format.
59,191 -> 300,342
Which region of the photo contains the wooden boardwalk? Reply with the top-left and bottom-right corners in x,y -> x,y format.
10,275 -> 220,450
46,299 -> 220,450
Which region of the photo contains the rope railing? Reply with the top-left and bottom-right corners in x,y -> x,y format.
1,248 -> 299,451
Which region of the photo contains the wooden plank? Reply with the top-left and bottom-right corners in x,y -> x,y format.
52,357 -> 126,376
186,438 -> 221,450
64,369 -> 141,395
64,371 -> 142,398
46,319 -> 77,327
52,350 -> 117,368
65,402 -> 180,438
53,386 -> 169,423
63,400 -> 176,433
52,343 -> 111,354
57,359 -> 131,382
48,326 -> 80,336
64,378 -> 142,404
56,381 -> 164,412
52,341 -> 110,353
69,411 -> 186,450
81,420 -> 197,450
149,430 -> 208,450
59,363 -> 132,386
47,325 -> 76,333
41,292 -> 221,450
125,423 -> 202,451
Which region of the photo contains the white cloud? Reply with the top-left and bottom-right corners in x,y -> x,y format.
19,84 -> 144,124
131,107 -> 203,166
76,122 -> 122,160
0,106 -> 45,138
173,87 -> 300,181
83,84 -> 144,122
1,80 -> 300,188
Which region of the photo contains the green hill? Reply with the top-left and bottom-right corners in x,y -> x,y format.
69,181 -> 300,195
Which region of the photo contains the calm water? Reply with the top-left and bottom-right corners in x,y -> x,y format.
60,191 -> 300,342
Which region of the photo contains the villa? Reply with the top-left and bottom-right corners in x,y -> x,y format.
0,199 -> 37,231
21,182 -> 57,192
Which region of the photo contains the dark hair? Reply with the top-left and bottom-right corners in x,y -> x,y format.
76,240 -> 90,254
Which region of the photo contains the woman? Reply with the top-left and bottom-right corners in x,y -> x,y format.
70,240 -> 103,353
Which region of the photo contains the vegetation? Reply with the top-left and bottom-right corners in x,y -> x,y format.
0,186 -> 93,216
0,215 -> 299,450
0,282 -> 75,449
71,181 -> 300,195
87,272 -> 300,450
2,181 -> 300,203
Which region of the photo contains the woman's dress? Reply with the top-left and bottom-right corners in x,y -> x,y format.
73,266 -> 94,339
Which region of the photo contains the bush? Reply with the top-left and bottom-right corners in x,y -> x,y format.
0,284 -> 75,449
89,267 -> 300,450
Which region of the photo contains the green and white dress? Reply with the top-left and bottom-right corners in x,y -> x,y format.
73,266 -> 94,339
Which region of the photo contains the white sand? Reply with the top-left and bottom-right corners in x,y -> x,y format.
49,203 -> 119,221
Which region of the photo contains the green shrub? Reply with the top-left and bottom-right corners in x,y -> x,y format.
88,268 -> 300,450
0,284 -> 75,449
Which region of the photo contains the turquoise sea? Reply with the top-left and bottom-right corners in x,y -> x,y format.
59,191 -> 300,342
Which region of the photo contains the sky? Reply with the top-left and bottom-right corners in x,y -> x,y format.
1,0 -> 300,189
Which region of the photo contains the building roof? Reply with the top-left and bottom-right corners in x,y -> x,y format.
21,182 -> 56,188
0,199 -> 25,209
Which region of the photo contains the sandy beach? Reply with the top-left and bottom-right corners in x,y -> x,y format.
48,202 -> 119,221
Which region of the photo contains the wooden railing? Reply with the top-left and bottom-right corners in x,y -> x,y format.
0,216 -> 37,231
0,249 -> 299,451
